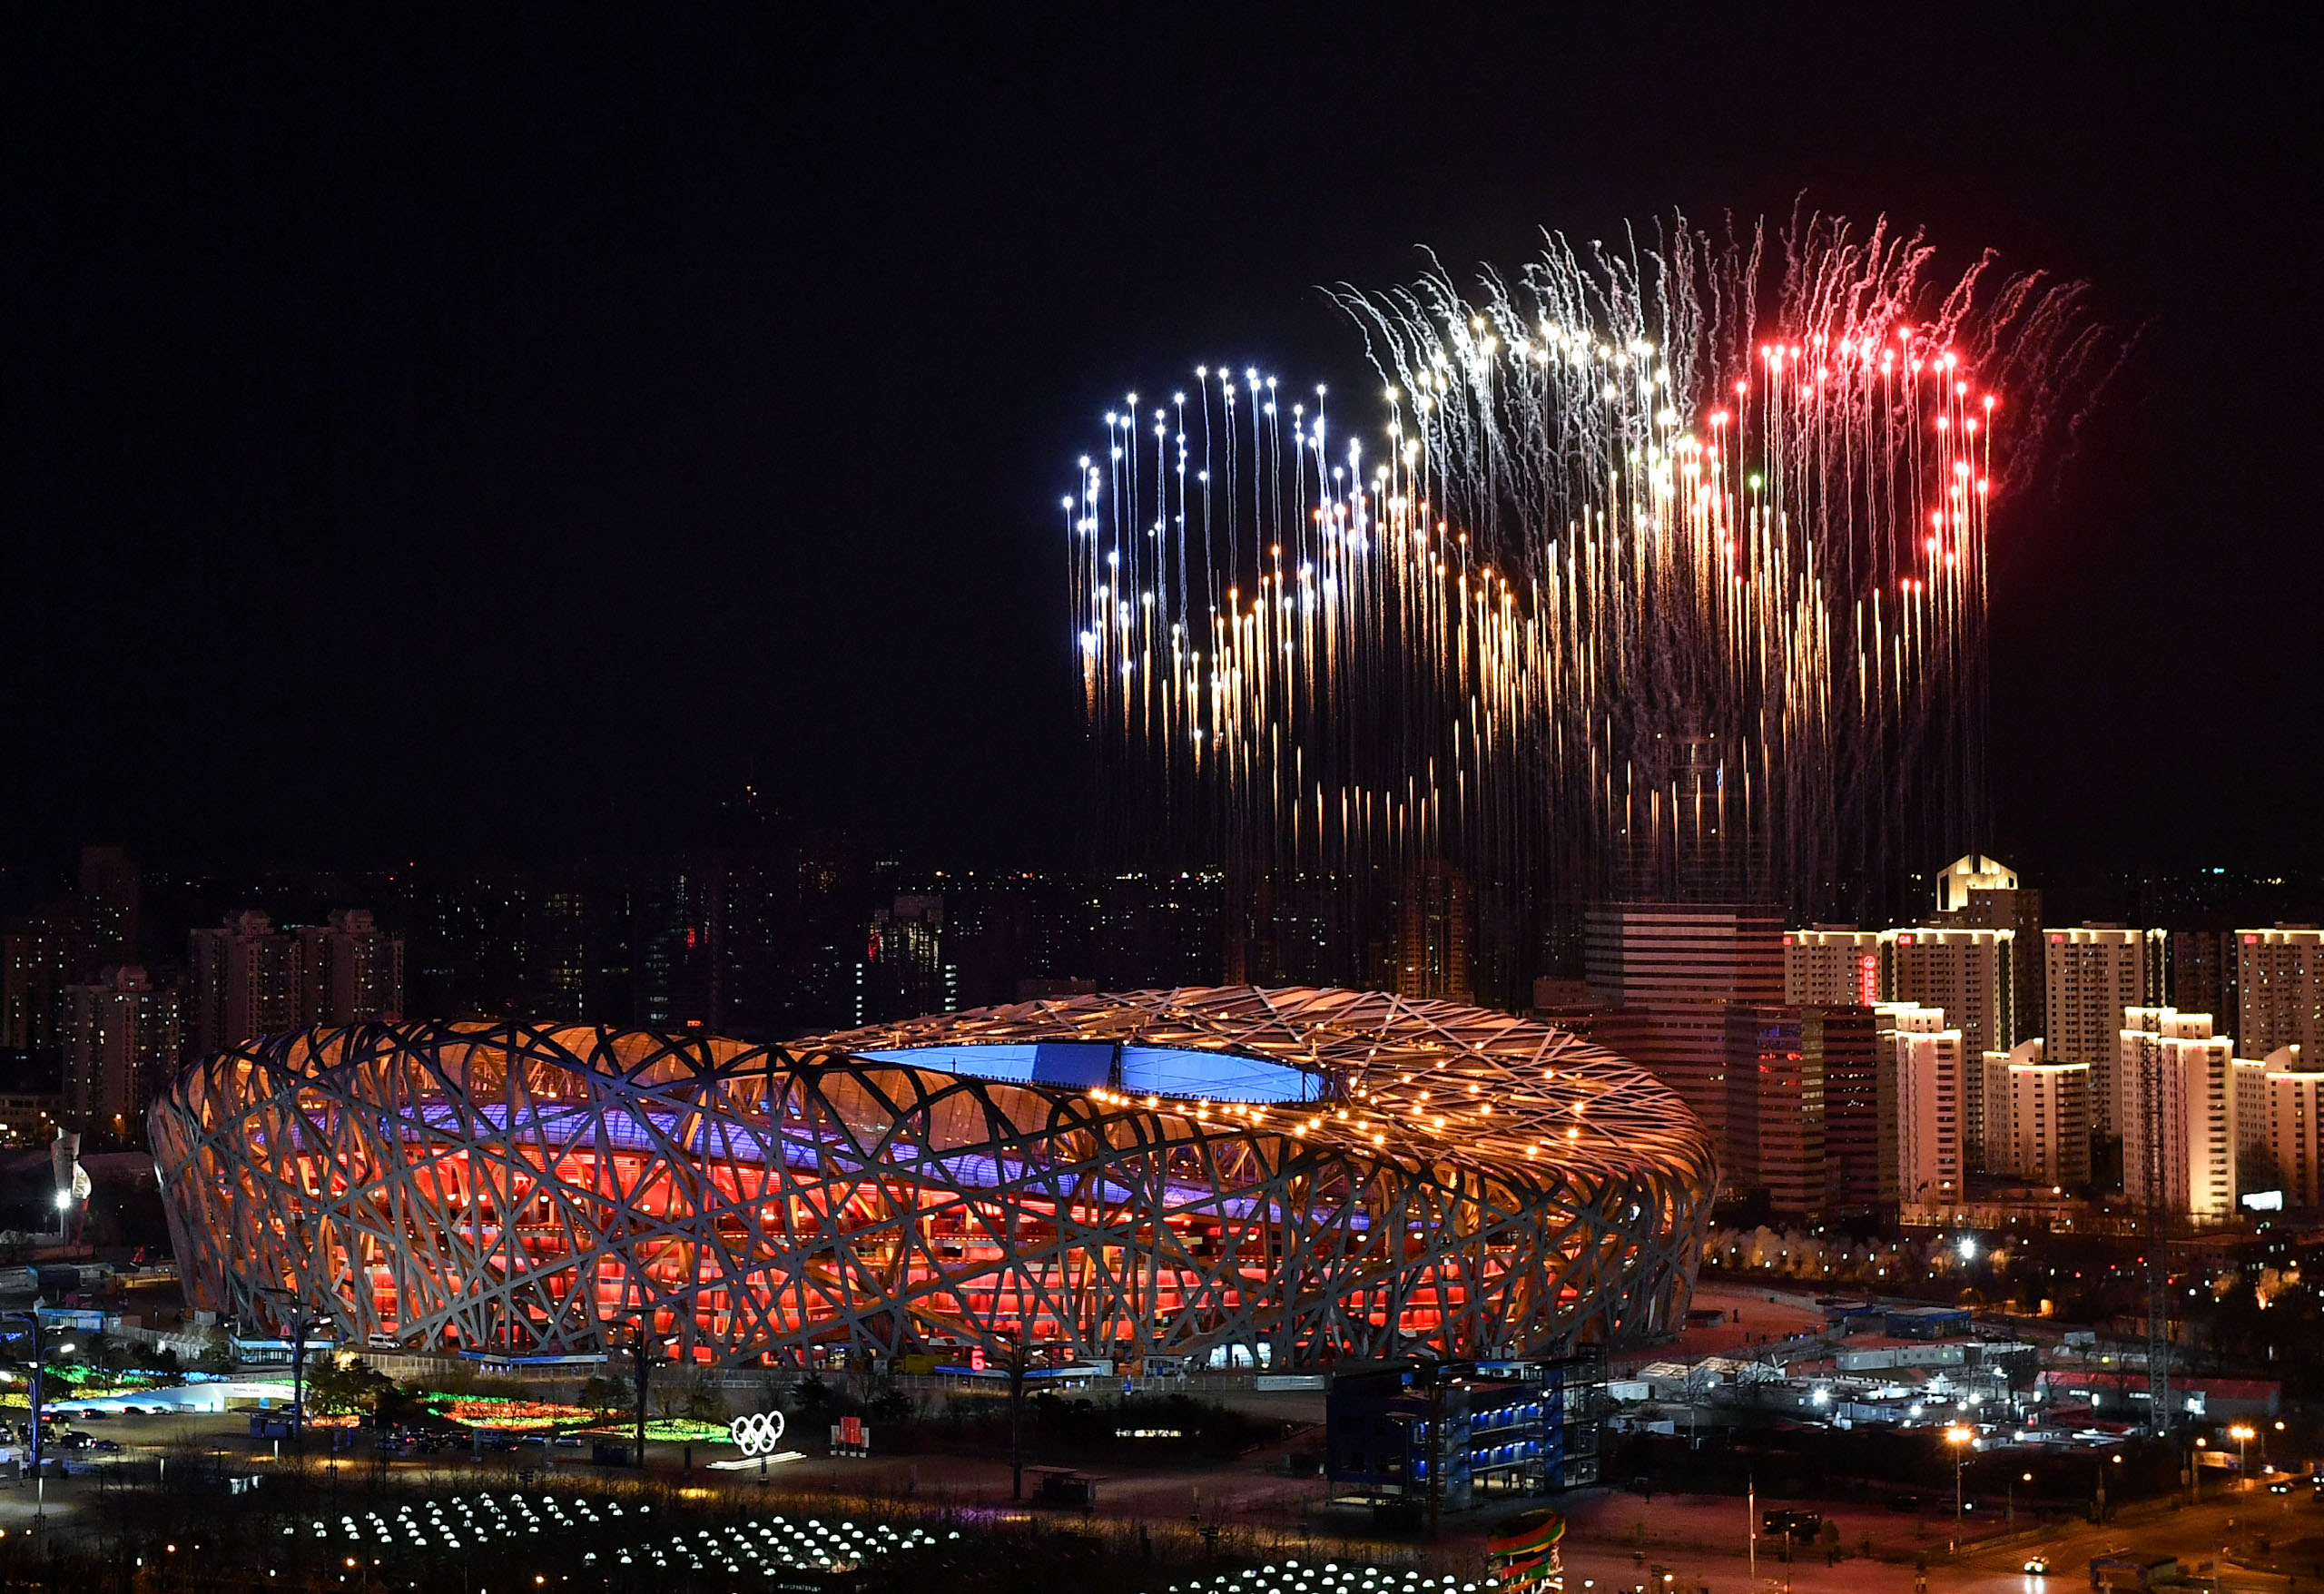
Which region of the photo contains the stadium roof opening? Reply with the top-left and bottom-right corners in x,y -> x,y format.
853,1040 -> 1324,1102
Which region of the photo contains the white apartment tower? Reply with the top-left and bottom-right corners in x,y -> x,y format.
1884,1002 -> 1964,1209
2118,1007 -> 2238,1218
1979,1038 -> 2093,1186
1888,928 -> 2014,1168
1783,929 -> 1884,1007
2239,929 -> 2324,1059
2046,927 -> 2160,1127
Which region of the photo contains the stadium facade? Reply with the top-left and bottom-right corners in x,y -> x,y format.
150,987 -> 1717,1367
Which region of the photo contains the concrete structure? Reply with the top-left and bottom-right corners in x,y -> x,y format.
1592,1003 -> 1734,1152
2046,927 -> 2160,1127
189,910 -> 303,1058
1885,1002 -> 1964,1208
2232,1045 -> 2324,1208
1583,903 -> 1784,1007
1782,929 -> 1883,1007
1394,868 -> 1472,1002
1936,859 -> 2043,1050
1721,1003 -> 1881,1215
1936,855 -> 2017,913
1979,1038 -> 2092,1186
294,910 -> 405,1026
2119,1007 -> 2237,1218
61,965 -> 182,1126
2239,928 -> 2324,1059
1886,927 -> 2014,1167
76,846 -> 141,965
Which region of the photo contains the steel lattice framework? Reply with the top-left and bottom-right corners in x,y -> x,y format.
150,988 -> 1716,1367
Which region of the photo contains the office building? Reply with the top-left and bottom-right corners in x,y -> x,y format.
1584,903 -> 1782,1170
1592,1003 -> 1736,1150
1584,903 -> 1784,1007
1936,855 -> 2019,913
61,965 -> 182,1127
1885,1002 -> 1964,1209
2239,928 -> 2324,1059
1723,1003 -> 1878,1215
2118,1007 -> 2237,1219
295,909 -> 406,1025
1782,929 -> 1883,1007
190,910 -> 303,1058
1979,1038 -> 2092,1186
2046,927 -> 2159,1126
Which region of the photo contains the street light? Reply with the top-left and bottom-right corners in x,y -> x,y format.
0,1313 -> 67,1523
2231,1424 -> 2257,1491
255,1288 -> 333,1442
1946,1424 -> 1974,1553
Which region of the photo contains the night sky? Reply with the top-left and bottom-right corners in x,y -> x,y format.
3,13 -> 2314,884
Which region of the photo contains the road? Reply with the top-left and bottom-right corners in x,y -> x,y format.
1552,1485 -> 2324,1594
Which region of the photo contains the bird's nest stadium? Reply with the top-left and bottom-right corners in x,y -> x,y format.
150,988 -> 1717,1368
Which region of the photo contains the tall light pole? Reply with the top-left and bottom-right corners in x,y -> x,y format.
257,1287 -> 333,1443
2231,1424 -> 2257,1491
1,1313 -> 75,1524
1946,1425 -> 1974,1553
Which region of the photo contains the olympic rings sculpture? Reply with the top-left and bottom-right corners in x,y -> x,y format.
729,1411 -> 788,1455
151,987 -> 1716,1366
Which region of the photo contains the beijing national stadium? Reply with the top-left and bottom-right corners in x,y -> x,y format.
149,987 -> 1717,1367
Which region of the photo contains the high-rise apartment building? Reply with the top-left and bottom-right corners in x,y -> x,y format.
2239,928 -> 2324,1059
1935,857 -> 2043,1051
1887,928 -> 2014,1168
1782,929 -> 1883,1007
1394,868 -> 1472,1002
2235,1046 -> 2324,1209
2118,1007 -> 2237,1218
189,910 -> 303,1058
295,909 -> 406,1026
76,846 -> 141,964
61,965 -> 182,1127
2168,929 -> 2236,1023
1884,1002 -> 1964,1208
2,908 -> 90,1051
858,895 -> 957,1024
2046,928 -> 2160,1125
1978,1038 -> 2092,1186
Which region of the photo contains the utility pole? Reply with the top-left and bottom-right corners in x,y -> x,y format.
1426,1374 -> 1444,1540
1006,1337 -> 1029,1501
629,1328 -> 657,1470
2139,1033 -> 2171,1437
0,1314 -> 57,1523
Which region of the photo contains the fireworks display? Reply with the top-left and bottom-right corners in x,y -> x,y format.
1068,214 -> 2110,1002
